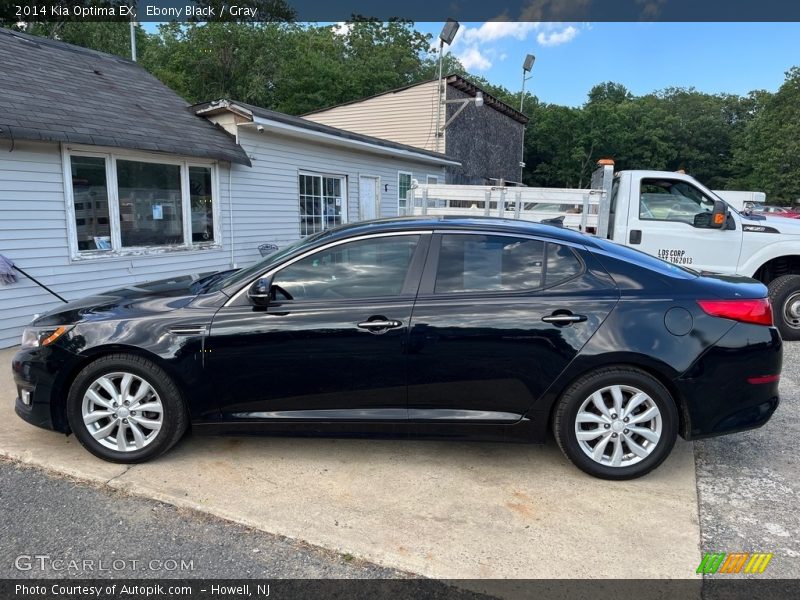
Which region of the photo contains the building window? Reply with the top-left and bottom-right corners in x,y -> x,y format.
398,171 -> 412,213
426,175 -> 439,185
299,173 -> 346,236
190,166 -> 214,242
70,156 -> 112,252
117,160 -> 184,247
67,150 -> 217,257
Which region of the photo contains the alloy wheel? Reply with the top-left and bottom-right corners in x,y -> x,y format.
81,371 -> 164,452
574,384 -> 662,468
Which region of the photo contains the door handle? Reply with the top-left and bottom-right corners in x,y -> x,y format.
357,319 -> 403,331
542,313 -> 587,325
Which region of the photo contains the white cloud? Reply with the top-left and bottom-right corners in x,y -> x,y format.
332,22 -> 352,36
456,47 -> 493,71
463,21 -> 539,44
537,26 -> 578,47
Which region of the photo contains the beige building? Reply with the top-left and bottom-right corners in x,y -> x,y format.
304,75 -> 528,186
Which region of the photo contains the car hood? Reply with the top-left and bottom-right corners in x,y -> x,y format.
33,273 -> 226,327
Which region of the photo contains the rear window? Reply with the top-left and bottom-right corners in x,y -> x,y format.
592,238 -> 698,279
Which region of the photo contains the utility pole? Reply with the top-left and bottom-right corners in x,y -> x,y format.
129,8 -> 137,62
434,19 -> 460,154
518,54 -> 535,184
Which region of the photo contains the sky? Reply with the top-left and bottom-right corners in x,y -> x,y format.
142,21 -> 800,107
413,22 -> 800,106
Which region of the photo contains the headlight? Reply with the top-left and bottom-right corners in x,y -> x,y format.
20,326 -> 73,349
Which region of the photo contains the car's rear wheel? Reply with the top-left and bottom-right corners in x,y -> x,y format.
768,274 -> 800,341
552,367 -> 678,480
66,354 -> 188,463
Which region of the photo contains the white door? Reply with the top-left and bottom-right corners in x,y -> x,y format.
359,176 -> 379,221
625,176 -> 743,273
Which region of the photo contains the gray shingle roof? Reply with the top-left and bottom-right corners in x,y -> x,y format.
0,28 -> 250,166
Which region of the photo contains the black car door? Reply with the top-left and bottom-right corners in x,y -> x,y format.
406,232 -> 619,422
207,232 -> 430,421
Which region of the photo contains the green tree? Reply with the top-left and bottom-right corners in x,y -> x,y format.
733,71 -> 800,200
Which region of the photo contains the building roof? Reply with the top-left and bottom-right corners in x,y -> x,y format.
0,28 -> 251,166
303,74 -> 529,125
193,99 -> 461,167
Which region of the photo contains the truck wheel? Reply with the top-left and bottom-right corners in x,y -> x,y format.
768,274 -> 800,341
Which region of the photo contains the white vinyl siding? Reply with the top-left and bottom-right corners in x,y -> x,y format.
0,133 -> 446,348
304,80 -> 441,152
0,140 -> 234,348
226,127 -> 445,267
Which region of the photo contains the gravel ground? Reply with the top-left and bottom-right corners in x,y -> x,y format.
694,340 -> 800,579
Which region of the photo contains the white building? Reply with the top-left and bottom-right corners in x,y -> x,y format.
0,29 -> 458,348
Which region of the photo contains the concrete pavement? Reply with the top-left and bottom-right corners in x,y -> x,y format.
0,346 -> 701,580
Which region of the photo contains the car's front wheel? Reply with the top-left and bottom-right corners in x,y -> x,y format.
552,367 -> 678,480
66,354 -> 188,463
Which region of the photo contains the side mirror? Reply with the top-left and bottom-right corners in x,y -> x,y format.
709,200 -> 727,229
248,276 -> 272,308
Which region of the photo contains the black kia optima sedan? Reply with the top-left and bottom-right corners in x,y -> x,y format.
12,217 -> 781,479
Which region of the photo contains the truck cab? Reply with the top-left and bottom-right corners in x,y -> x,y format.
608,170 -> 800,339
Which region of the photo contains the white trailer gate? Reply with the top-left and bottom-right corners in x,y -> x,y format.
405,163 -> 616,237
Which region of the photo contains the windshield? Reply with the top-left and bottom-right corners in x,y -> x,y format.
201,231 -> 333,294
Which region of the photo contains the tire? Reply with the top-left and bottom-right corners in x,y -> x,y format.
768,274 -> 800,341
552,366 -> 678,480
66,354 -> 188,464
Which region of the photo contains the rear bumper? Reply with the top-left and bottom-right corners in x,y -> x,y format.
676,323 -> 782,439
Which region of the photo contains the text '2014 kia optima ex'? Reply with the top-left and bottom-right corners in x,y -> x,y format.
12,218 -> 781,479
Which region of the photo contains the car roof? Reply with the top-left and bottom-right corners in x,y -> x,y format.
315,216 -> 598,247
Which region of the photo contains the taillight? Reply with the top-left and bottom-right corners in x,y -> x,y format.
696,298 -> 773,326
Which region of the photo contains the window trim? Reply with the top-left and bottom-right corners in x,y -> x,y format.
417,230 -> 586,298
224,231 -> 433,307
426,174 -> 440,185
397,170 -> 413,214
62,144 -> 221,261
298,170 -> 349,237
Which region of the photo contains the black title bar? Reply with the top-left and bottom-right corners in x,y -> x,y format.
2,0 -> 800,22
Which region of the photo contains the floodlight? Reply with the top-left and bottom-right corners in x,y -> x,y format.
439,19 -> 460,46
523,54 -> 536,73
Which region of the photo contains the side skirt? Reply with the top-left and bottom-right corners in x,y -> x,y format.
191,417 -> 543,443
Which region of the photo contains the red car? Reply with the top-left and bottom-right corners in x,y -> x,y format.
748,204 -> 800,218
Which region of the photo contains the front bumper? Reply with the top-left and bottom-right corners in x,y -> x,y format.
12,346 -> 72,433
677,322 -> 782,439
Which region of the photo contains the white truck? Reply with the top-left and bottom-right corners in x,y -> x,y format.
408,161 -> 800,340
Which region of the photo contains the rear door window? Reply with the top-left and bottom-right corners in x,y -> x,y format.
433,235 -> 584,294
435,235 -> 545,294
